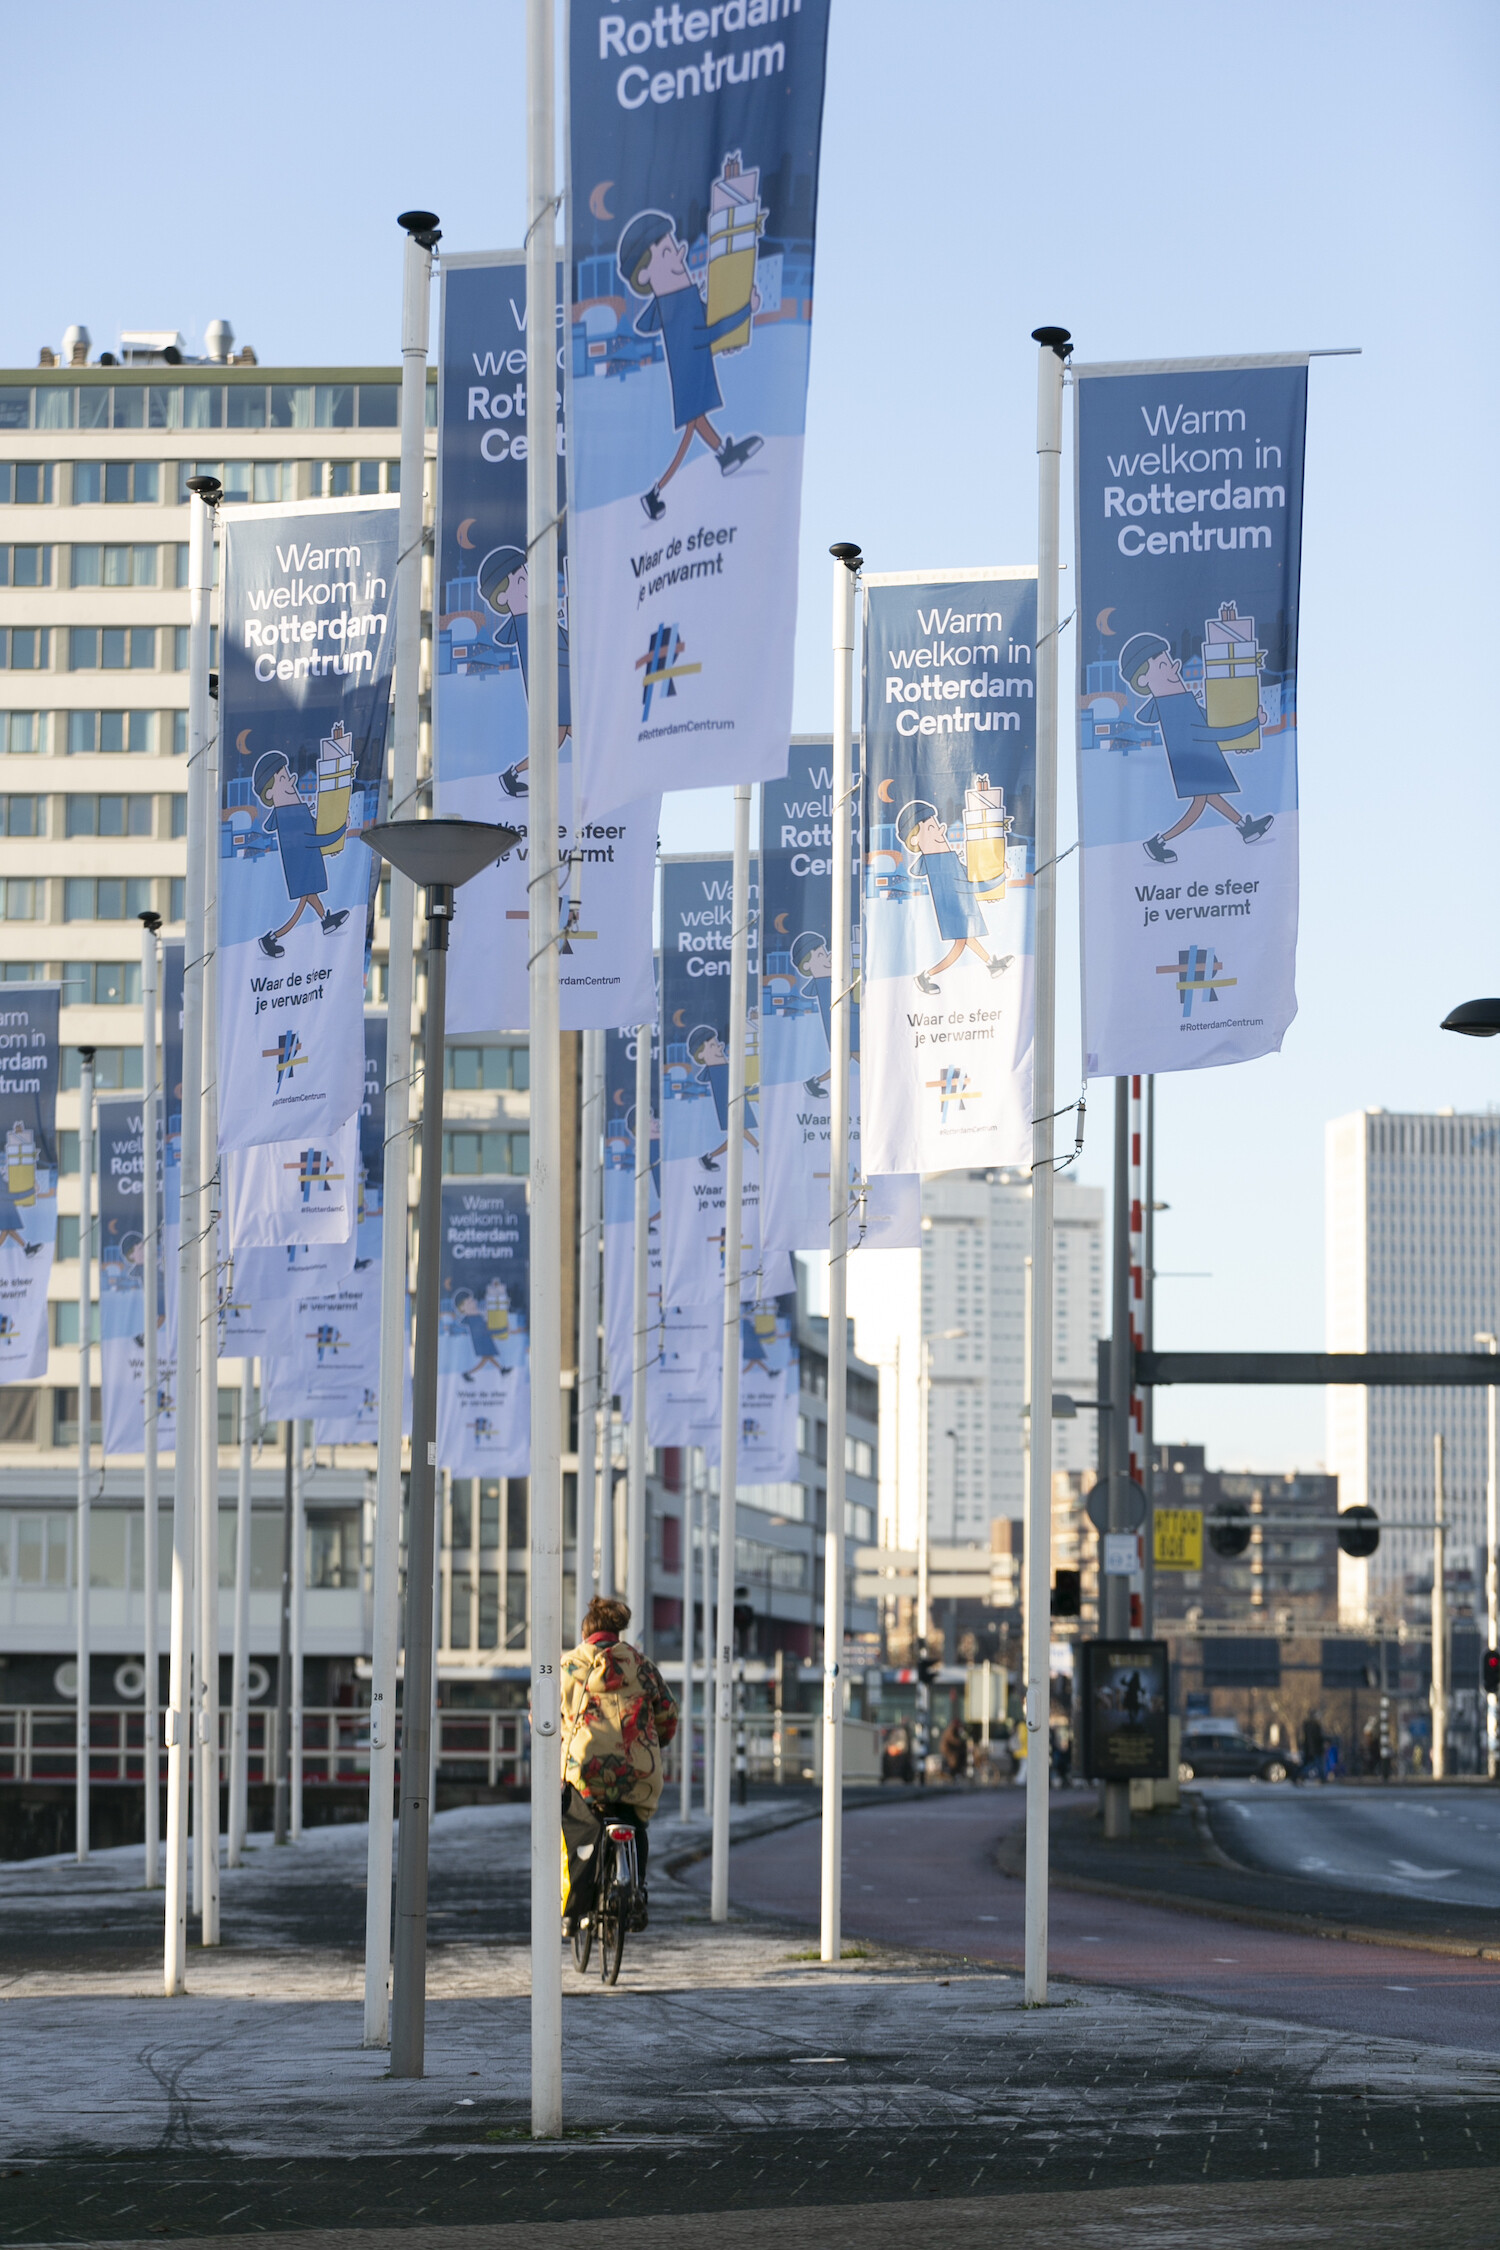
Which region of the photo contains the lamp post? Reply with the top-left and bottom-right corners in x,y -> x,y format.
1442,1001 -> 1500,1775
364,818 -> 519,2081
76,1045 -> 95,1862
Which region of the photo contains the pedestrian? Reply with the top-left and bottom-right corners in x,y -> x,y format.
1298,1711 -> 1325,1783
939,1715 -> 969,1784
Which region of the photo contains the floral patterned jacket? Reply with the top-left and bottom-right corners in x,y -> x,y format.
561,1632 -> 678,1819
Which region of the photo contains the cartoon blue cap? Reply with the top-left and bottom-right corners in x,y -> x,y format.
617,209 -> 674,295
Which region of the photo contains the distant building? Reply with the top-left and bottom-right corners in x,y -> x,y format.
1326,1109 -> 1499,1621
1149,1443 -> 1340,1629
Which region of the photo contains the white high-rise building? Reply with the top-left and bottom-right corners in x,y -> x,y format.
1326,1108 -> 1500,1619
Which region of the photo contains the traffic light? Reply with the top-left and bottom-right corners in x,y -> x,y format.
732,1584 -> 755,1638
1336,1505 -> 1380,1558
915,1642 -> 939,1685
1484,1648 -> 1500,1696
1208,1504 -> 1251,1558
1050,1568 -> 1081,1618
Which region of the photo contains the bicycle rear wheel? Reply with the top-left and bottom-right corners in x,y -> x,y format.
598,1843 -> 626,1985
571,1915 -> 593,1974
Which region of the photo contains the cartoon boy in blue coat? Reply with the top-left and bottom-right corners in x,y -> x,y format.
1118,633 -> 1273,864
476,547 -> 573,801
689,1025 -> 759,1175
897,804 -> 1013,997
452,1287 -> 506,1384
618,209 -> 763,522
253,752 -> 350,960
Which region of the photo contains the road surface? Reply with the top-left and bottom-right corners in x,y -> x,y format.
1203,1779 -> 1500,1909
684,1786 -> 1500,2051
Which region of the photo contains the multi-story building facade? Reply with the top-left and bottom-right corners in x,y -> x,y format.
918,1169 -> 1103,1541
0,326 -> 878,1837
1326,1109 -> 1500,1621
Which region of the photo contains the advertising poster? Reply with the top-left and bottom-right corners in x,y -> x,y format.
217,500 -> 398,1151
1079,1638 -> 1171,1782
603,1016 -> 661,1409
435,1178 -> 530,1477
435,253 -> 659,1033
659,855 -> 763,1306
860,571 -> 1038,1175
0,984 -> 58,1380
1073,356 -> 1307,1074
566,0 -> 832,815
97,1096 -> 175,1457
760,737 -> 920,1253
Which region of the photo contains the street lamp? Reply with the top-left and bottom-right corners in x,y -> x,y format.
363,817 -> 519,2079
1441,999 -> 1500,1037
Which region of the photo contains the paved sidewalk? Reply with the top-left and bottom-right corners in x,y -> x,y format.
3,1804 -> 1499,2239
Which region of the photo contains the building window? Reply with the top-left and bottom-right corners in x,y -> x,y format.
0,713 -> 47,754
69,543 -> 158,588
0,795 -> 45,836
169,877 -> 185,921
65,793 -> 154,838
845,1436 -> 874,1480
61,1047 -> 142,1089
171,624 -> 217,670
444,1043 -> 530,1092
0,629 -> 51,670
0,545 -> 52,587
442,1129 -> 530,1176
14,1509 -> 72,1582
67,710 -> 154,754
0,1388 -> 38,1445
71,462 -> 161,505
478,1570 -> 500,1648
319,460 -> 400,497
69,626 -> 157,671
170,794 -> 186,838
448,1569 -> 473,1649
63,877 -> 154,922
505,1569 -> 527,1649
62,962 -> 142,1006
0,463 -> 55,504
0,879 -> 37,920
52,1306 -> 103,1350
365,960 -> 388,1003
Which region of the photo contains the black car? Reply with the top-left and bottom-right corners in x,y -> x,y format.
1178,1726 -> 1293,1783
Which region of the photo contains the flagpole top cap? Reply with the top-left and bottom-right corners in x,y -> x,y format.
1031,326 -> 1072,357
398,210 -> 442,249
830,542 -> 862,572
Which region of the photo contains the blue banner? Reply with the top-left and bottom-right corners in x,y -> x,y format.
860,572 -> 1038,1173
435,253 -> 659,1033
0,984 -> 58,1380
217,500 -> 398,1150
161,942 -> 182,1362
436,1177 -> 530,1476
97,1096 -> 175,1457
760,738 -> 920,1252
1073,357 -> 1307,1073
658,855 -> 779,1306
566,0 -> 831,815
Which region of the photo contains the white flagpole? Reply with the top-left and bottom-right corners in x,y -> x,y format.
701,1456 -> 714,1815
821,544 -> 860,1960
75,1047 -> 95,1862
363,208 -> 436,2049
628,1021 -> 650,1633
710,783 -> 751,1922
165,475 -> 217,1994
197,687 -> 222,1945
525,0 -> 564,2141
576,1028 -> 603,1633
1025,324 -> 1070,2007
228,1353 -> 253,1866
139,912 -> 161,1889
680,1471 -> 694,1822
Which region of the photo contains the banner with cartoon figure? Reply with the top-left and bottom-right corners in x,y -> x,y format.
0,985 -> 58,1380
435,253 -> 659,1032
760,738 -> 921,1252
565,1 -> 831,816
97,1097 -> 176,1458
737,1287 -> 798,1481
226,1012 -> 385,1364
217,500 -> 397,1151
659,855 -> 767,1307
1073,356 -> 1307,1073
435,1178 -> 530,1476
860,571 -> 1038,1174
603,1016 -> 661,1410
161,940 -> 183,1362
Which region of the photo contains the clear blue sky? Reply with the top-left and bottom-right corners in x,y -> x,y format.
5,1 -> 1496,1472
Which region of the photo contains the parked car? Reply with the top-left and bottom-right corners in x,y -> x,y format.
1178,1719 -> 1293,1784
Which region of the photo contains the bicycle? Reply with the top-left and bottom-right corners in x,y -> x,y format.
569,1813 -> 641,1986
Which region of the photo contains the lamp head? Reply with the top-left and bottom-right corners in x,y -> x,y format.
1031,325 -> 1073,357
398,209 -> 442,249
829,541 -> 862,572
1441,997 -> 1500,1038
186,474 -> 221,505
362,816 -> 521,892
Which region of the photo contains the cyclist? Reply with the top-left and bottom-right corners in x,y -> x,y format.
560,1595 -> 678,1937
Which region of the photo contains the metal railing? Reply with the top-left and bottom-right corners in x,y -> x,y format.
0,1706 -> 528,1790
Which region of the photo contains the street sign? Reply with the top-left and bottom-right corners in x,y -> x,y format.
1153,1506 -> 1203,1571
1086,1475 -> 1147,1534
1102,1531 -> 1142,1578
